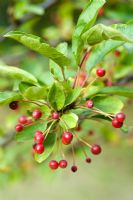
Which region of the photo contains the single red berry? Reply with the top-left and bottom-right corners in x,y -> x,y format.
18,115 -> 27,124
49,160 -> 59,170
98,8 -> 104,17
52,112 -> 60,120
32,109 -> 42,119
71,165 -> 77,172
114,50 -> 120,57
34,131 -> 44,144
59,160 -> 68,168
115,112 -> 125,123
105,80 -> 113,87
27,117 -> 33,125
96,68 -> 106,77
85,100 -> 94,108
86,157 -> 91,163
91,144 -> 102,155
35,131 -> 43,136
62,131 -> 73,145
112,118 -> 123,128
9,101 -> 18,110
34,143 -> 44,154
15,124 -> 23,132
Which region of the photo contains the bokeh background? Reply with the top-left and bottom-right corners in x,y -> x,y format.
0,0 -> 133,200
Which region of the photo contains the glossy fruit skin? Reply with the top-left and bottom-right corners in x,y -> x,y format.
52,112 -> 59,120
34,131 -> 44,144
112,118 -> 123,128
71,165 -> 77,172
96,68 -> 106,77
15,124 -> 23,132
62,131 -> 73,145
9,101 -> 18,110
32,110 -> 42,119
115,112 -> 125,123
85,100 -> 94,108
49,160 -> 59,170
34,144 -> 44,154
86,157 -> 91,163
59,160 -> 68,168
91,144 -> 102,155
18,115 -> 27,124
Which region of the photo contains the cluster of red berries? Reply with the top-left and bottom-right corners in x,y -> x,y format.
48,142 -> 101,172
112,112 -> 126,128
85,100 -> 126,129
33,131 -> 45,154
15,109 -> 42,132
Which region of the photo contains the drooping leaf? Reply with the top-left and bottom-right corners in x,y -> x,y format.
92,96 -> 124,114
23,86 -> 47,100
19,82 -> 34,93
0,91 -> 21,105
86,21 -> 133,72
99,86 -> 133,98
65,87 -> 82,106
85,86 -> 133,99
72,0 -> 105,63
48,83 -> 65,111
50,42 -> 68,81
0,65 -> 38,85
34,132 -> 56,163
5,31 -> 70,67
82,24 -> 133,45
16,122 -> 47,142
59,112 -> 78,129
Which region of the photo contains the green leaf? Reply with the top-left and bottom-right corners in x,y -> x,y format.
92,96 -> 124,114
34,132 -> 56,163
83,85 -> 102,98
16,122 -> 47,142
50,42 -> 68,81
72,0 -> 105,63
23,86 -> 47,100
0,91 -> 21,105
48,83 -> 65,111
65,87 -> 82,106
86,21 -> 133,72
59,112 -> 78,129
82,24 -> 133,45
41,105 -> 51,116
99,86 -> 133,98
19,82 -> 34,93
0,65 -> 38,85
5,31 -> 70,67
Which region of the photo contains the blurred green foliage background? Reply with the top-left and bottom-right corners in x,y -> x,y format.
0,0 -> 133,199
